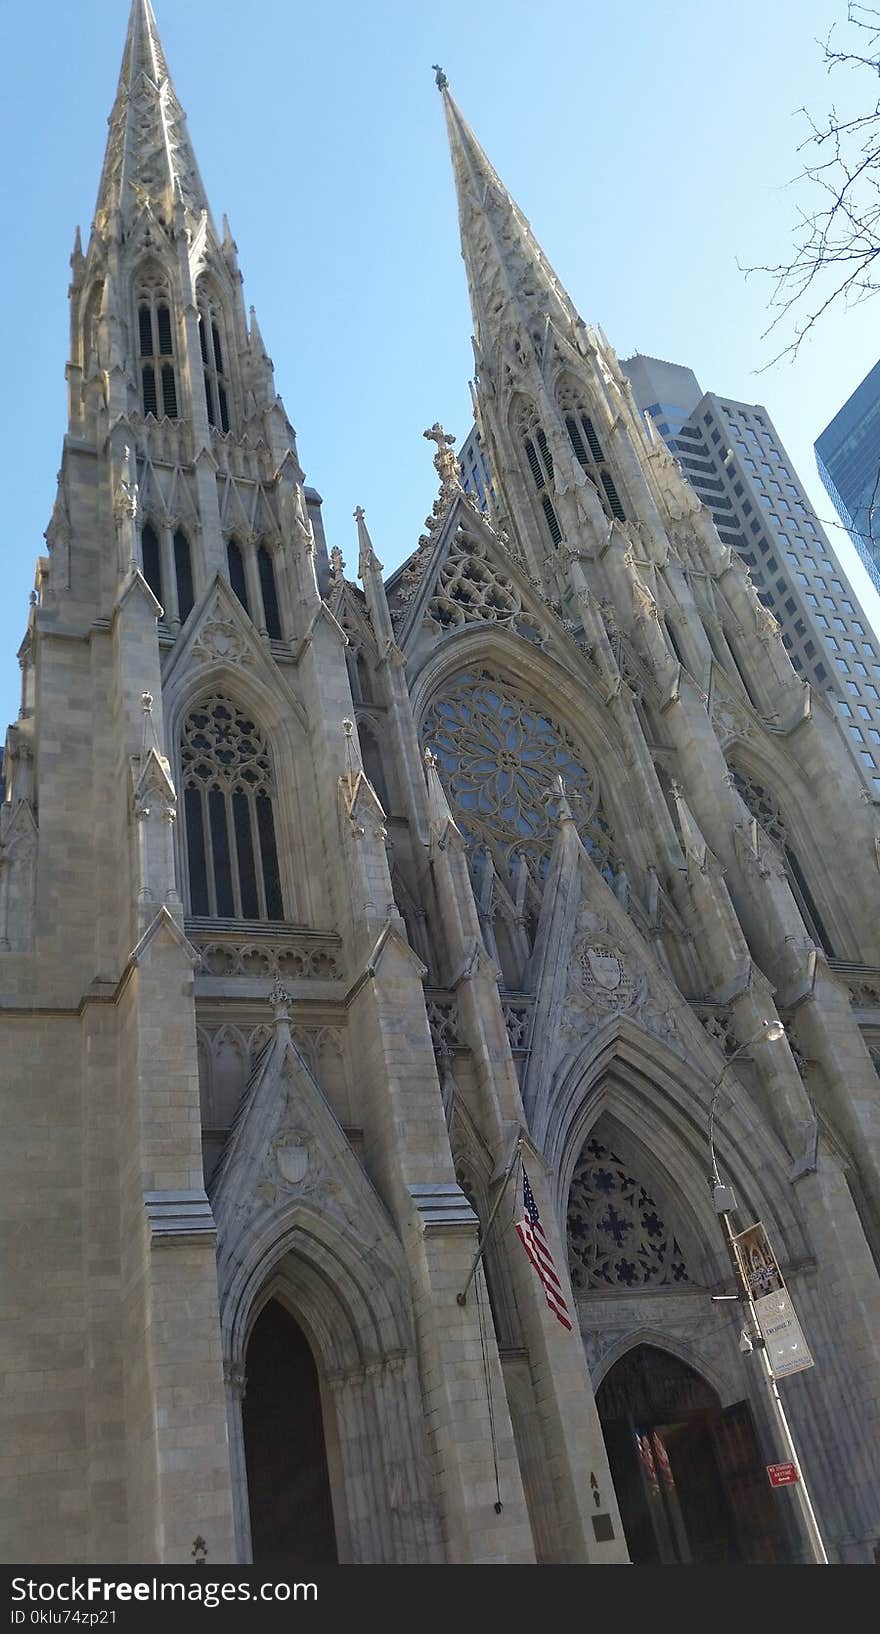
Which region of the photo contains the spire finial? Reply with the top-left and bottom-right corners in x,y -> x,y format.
432,64 -> 448,90
354,506 -> 383,575
268,976 -> 292,1024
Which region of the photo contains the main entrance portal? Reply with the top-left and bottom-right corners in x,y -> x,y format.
242,1299 -> 338,1565
597,1345 -> 789,1564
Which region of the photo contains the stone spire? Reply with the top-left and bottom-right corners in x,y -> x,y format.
437,81 -> 579,357
93,0 -> 214,234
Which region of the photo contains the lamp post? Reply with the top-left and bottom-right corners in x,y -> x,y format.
708,1020 -> 829,1565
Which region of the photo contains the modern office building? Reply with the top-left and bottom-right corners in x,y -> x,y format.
458,421 -> 496,513
621,355 -> 880,794
816,358 -> 880,594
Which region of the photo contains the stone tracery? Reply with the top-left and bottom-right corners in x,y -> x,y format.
567,1136 -> 690,1291
422,670 -> 612,886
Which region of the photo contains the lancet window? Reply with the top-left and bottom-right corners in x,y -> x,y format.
181,696 -> 284,922
421,671 -> 613,897
136,273 -> 178,420
517,406 -> 563,546
227,539 -> 249,612
197,292 -> 231,433
257,545 -> 282,640
138,521 -> 194,628
226,537 -> 283,640
557,383 -> 626,521
729,766 -> 834,955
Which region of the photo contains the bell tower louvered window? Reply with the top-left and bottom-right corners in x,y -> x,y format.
559,385 -> 626,522
181,697 -> 284,922
257,545 -> 282,640
519,410 -> 563,546
140,521 -> 162,608
136,274 -> 179,420
198,294 -> 231,434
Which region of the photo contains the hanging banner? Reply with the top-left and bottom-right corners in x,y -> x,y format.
731,1222 -> 814,1378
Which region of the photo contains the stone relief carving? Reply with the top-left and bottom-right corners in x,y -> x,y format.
425,528 -> 550,649
190,595 -> 256,667
193,938 -> 341,980
562,906 -> 677,1044
425,997 -> 462,1055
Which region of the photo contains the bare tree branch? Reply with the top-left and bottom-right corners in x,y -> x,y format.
741,3 -> 880,365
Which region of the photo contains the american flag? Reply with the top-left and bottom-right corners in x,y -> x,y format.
516,1167 -> 573,1331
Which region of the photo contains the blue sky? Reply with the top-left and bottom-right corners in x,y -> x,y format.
2,0 -> 879,730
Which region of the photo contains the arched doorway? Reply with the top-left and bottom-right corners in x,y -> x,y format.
597,1345 -> 788,1564
242,1299 -> 338,1565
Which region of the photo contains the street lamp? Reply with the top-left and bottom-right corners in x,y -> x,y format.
707,1019 -> 829,1565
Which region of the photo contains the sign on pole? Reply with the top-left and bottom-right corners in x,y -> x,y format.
767,1462 -> 799,1487
731,1222 -> 814,1378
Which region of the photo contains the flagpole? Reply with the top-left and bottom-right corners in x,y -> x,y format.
456,1136 -> 524,1306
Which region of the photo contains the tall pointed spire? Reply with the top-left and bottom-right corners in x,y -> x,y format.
437,79 -> 581,356
94,1 -> 213,234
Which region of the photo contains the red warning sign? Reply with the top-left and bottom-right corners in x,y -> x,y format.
767,1462 -> 799,1487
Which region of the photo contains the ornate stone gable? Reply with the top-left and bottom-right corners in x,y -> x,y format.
562,905 -> 677,1046
211,1022 -> 404,1285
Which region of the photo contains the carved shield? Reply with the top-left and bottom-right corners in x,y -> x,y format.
274,1139 -> 309,1186
585,949 -> 623,991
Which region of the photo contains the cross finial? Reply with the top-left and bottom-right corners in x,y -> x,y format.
432,64 -> 448,90
423,422 -> 460,491
544,773 -> 574,824
341,717 -> 358,781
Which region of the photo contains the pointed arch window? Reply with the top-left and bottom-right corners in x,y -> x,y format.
140,521 -> 162,608
730,767 -> 835,955
198,293 -> 231,433
181,696 -> 284,921
257,544 -> 282,640
138,520 -> 196,628
518,408 -> 563,546
558,384 -> 626,521
174,530 -> 194,624
136,274 -> 178,420
227,538 -> 249,613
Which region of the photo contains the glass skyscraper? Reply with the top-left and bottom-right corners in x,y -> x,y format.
816,358 -> 880,594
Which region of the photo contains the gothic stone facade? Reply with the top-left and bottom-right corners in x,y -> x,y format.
2,2 -> 880,1566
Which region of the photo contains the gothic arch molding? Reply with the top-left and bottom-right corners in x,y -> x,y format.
724,741 -> 853,957
543,1016 -> 809,1270
217,1200 -> 442,1565
590,1325 -> 740,1408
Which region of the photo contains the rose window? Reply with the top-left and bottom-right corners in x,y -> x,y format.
421,671 -> 612,886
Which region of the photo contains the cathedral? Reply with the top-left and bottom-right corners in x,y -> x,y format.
4,0 -> 880,1567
